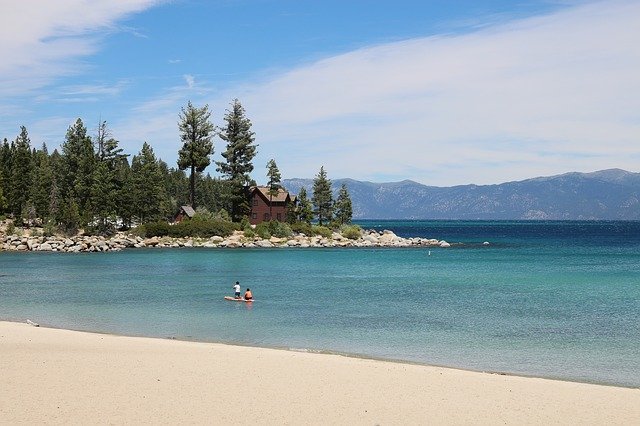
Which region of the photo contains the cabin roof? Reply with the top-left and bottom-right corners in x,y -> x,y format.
251,186 -> 291,203
180,205 -> 196,217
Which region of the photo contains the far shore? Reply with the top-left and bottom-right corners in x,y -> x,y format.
1,321 -> 638,424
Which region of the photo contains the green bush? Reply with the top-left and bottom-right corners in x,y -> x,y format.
169,218 -> 237,238
254,222 -> 271,239
6,221 -> 16,235
268,221 -> 292,238
291,221 -> 313,236
243,228 -> 255,239
340,224 -> 362,240
143,221 -> 170,237
312,225 -> 332,238
43,221 -> 57,237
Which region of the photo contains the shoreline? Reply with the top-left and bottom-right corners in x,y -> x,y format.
2,321 -> 639,424
5,318 -> 636,391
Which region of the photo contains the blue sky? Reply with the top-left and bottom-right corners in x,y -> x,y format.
1,0 -> 638,185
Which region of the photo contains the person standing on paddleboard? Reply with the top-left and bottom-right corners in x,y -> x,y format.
233,282 -> 241,299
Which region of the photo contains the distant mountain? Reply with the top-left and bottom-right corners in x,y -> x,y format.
282,169 -> 640,220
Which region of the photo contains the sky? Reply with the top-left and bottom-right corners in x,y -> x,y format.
1,0 -> 638,186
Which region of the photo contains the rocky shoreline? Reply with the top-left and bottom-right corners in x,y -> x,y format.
0,229 -> 452,253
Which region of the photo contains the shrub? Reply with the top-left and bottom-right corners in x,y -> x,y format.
243,228 -> 255,239
340,224 -> 362,240
267,221 -> 292,238
143,221 -> 170,237
312,225 -> 332,238
169,218 -> 237,238
6,221 -> 16,235
291,221 -> 313,236
43,221 -> 57,237
254,222 -> 271,239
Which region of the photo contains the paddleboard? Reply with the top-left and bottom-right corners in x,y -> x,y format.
224,296 -> 254,302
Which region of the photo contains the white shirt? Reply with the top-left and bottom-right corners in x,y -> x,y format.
233,284 -> 240,293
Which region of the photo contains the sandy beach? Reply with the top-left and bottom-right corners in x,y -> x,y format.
1,321 -> 638,425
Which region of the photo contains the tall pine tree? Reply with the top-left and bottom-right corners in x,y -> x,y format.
30,144 -> 53,220
312,166 -> 333,226
334,183 -> 353,225
177,101 -> 215,210
132,142 -> 168,223
61,119 -> 95,221
9,126 -> 33,217
266,159 -> 281,220
296,187 -> 313,224
216,99 -> 257,221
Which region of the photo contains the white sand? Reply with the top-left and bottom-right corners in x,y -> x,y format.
1,321 -> 638,425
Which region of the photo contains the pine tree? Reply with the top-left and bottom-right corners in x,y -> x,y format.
296,187 -> 314,224
334,183 -> 353,225
61,119 -> 95,220
312,166 -> 333,226
132,142 -> 169,223
0,172 -> 6,213
0,138 -> 11,212
30,144 -> 53,220
216,99 -> 258,221
90,123 -> 127,234
266,159 -> 281,220
177,101 -> 215,210
9,126 -> 33,218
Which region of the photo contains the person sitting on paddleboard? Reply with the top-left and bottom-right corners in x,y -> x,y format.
233,281 -> 241,299
244,288 -> 253,301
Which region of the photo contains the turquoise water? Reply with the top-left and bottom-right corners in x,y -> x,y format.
1,221 -> 639,388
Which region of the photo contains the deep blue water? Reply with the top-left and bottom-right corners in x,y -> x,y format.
1,221 -> 639,388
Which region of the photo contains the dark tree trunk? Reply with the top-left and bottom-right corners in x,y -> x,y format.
190,165 -> 196,209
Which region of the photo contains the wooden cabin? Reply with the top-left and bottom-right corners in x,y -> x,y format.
249,186 -> 294,225
174,205 -> 196,223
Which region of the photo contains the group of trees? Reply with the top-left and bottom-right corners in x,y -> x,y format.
294,166 -> 352,227
0,98 -> 352,235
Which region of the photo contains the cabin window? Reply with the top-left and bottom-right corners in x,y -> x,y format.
252,213 -> 257,219
264,213 -> 270,221
277,213 -> 282,220
253,197 -> 258,206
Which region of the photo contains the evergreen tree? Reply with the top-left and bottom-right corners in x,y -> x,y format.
296,187 -> 314,224
59,198 -> 80,236
312,166 -> 333,226
48,150 -> 64,226
61,119 -> 95,220
30,144 -> 53,219
216,99 -> 258,221
334,183 -> 353,225
266,159 -> 281,220
0,138 -> 11,212
0,171 -> 6,213
9,126 -> 33,217
90,123 -> 127,234
177,101 -> 215,210
132,142 -> 168,223
114,157 -> 134,229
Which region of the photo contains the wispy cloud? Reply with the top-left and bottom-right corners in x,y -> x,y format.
219,0 -> 639,185
0,0 -> 159,99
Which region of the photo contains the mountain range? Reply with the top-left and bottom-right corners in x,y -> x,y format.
282,169 -> 640,220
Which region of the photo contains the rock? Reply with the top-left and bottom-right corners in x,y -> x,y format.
483,241 -> 490,245
439,241 -> 451,248
254,240 -> 273,248
16,244 -> 28,251
39,242 -> 53,251
363,234 -> 379,244
210,236 -> 224,243
184,240 -> 193,247
286,240 -> 298,246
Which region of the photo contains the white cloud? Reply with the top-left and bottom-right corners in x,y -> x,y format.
221,0 -> 640,185
0,0 -> 159,99
184,74 -> 195,89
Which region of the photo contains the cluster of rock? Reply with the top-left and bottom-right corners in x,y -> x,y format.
0,228 -> 452,253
